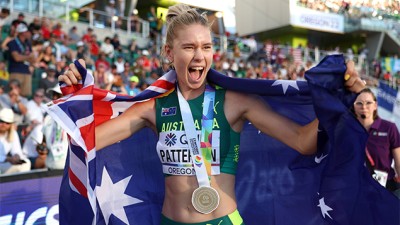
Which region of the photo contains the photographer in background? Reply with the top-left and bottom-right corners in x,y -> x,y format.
0,108 -> 30,174
42,85 -> 68,170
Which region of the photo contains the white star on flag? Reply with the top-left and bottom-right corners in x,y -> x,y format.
318,196 -> 333,219
96,167 -> 143,225
272,80 -> 299,94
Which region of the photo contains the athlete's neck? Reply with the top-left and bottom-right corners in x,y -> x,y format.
177,83 -> 206,100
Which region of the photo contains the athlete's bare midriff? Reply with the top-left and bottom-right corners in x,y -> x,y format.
162,173 -> 237,223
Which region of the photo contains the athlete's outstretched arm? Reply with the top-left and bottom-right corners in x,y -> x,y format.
225,60 -> 365,155
58,59 -> 157,151
226,91 -> 318,155
95,99 -> 156,150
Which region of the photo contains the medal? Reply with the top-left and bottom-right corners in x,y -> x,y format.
191,186 -> 220,214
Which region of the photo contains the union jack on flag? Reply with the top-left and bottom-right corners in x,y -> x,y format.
45,55 -> 399,225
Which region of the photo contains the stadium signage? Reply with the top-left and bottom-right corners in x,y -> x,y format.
0,173 -> 62,225
290,7 -> 344,33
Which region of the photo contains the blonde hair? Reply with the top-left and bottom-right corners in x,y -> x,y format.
6,126 -> 15,142
1,124 -> 16,143
162,3 -> 212,58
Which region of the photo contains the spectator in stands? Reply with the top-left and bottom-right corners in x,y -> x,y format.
296,66 -> 306,81
95,52 -> 111,71
28,17 -> 43,44
105,65 -> 127,94
93,63 -> 110,89
114,55 -> 125,73
121,61 -> 133,85
40,17 -> 52,41
68,26 -> 80,44
213,48 -> 222,63
89,34 -> 100,59
42,85 -> 68,170
59,37 -> 74,62
104,0 -> 117,26
0,14 -> 14,61
233,44 -> 241,63
147,6 -> 158,39
52,22 -> 66,42
76,41 -> 87,60
372,59 -> 382,79
10,13 -> 26,35
156,13 -> 165,33
160,58 -> 171,74
235,59 -> 246,78
0,8 -> 10,39
138,49 -> 151,75
55,58 -> 67,78
130,13 -> 141,32
144,70 -> 160,85
353,88 -> 400,194
111,34 -> 122,52
75,41 -> 97,68
383,71 -> 391,81
37,45 -> 56,70
100,37 -> 115,58
22,89 -> 46,169
39,65 -> 58,102
0,79 -> 28,126
0,61 -> 9,87
128,39 -> 140,63
125,75 -> 141,96
43,34 -> 62,61
243,35 -> 257,53
81,27 -> 93,43
0,108 -> 30,174
7,23 -> 35,97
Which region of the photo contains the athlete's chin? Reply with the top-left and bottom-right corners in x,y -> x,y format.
187,79 -> 205,89
188,82 -> 205,91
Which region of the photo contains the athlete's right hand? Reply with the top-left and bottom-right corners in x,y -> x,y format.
58,59 -> 86,86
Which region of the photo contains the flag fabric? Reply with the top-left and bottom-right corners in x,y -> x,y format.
45,55 -> 399,225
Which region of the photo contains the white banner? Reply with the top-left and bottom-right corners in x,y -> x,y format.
393,91 -> 400,119
290,7 -> 344,33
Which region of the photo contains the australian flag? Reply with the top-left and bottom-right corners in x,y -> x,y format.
44,55 -> 399,225
161,107 -> 177,116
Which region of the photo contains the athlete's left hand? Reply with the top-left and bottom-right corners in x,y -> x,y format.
344,60 -> 366,93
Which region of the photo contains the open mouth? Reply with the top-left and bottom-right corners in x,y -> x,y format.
188,67 -> 204,81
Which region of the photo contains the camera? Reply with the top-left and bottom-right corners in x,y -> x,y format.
36,144 -> 48,154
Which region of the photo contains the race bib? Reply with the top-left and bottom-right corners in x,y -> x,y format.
157,130 -> 220,175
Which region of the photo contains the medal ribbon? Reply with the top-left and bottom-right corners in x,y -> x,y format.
177,84 -> 215,187
200,85 -> 214,181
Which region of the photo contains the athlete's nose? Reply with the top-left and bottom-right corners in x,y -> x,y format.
193,48 -> 204,61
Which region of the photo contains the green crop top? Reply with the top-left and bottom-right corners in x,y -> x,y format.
155,87 -> 240,176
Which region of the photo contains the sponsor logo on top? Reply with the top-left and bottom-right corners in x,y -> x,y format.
164,133 -> 177,147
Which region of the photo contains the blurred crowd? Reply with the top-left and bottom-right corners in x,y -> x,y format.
0,5 -> 398,175
297,0 -> 400,20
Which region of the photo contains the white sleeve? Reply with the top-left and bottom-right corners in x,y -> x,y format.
0,142 -> 6,162
10,130 -> 24,158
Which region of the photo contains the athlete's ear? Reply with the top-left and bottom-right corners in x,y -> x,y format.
164,45 -> 174,63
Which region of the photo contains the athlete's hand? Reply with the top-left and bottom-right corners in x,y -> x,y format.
344,60 -> 365,93
58,59 -> 86,86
